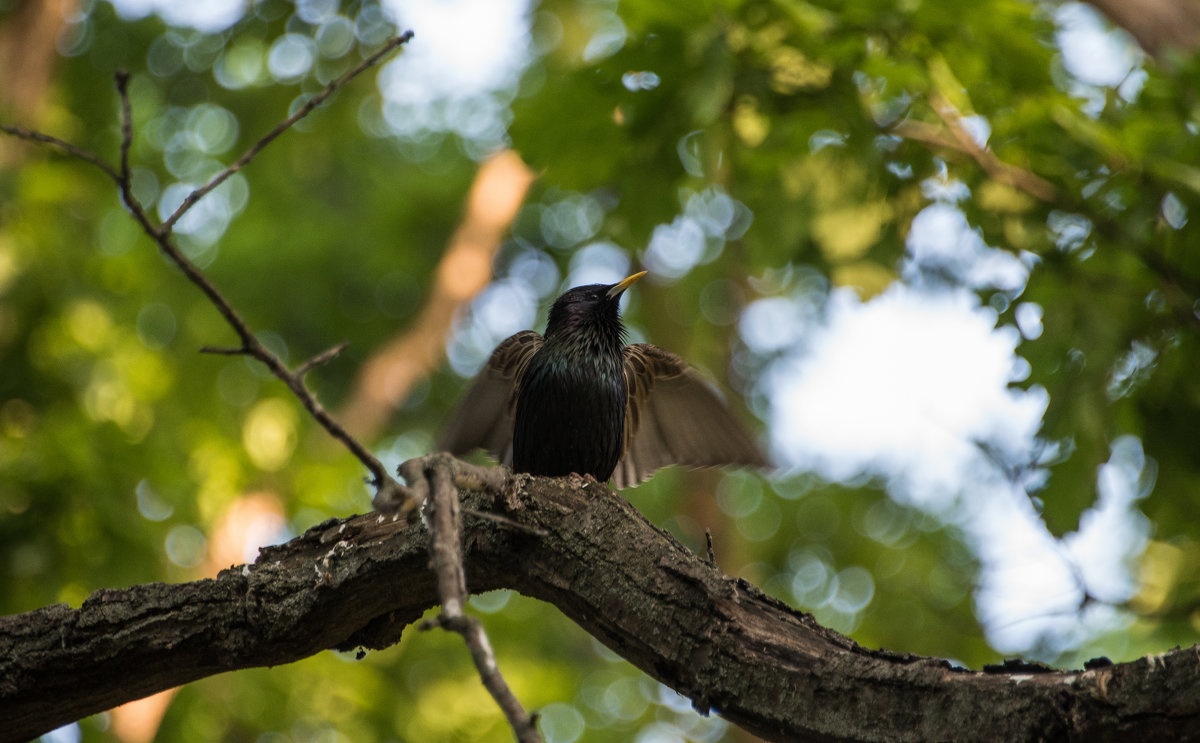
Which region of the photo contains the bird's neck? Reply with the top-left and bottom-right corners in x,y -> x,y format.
544,317 -> 626,362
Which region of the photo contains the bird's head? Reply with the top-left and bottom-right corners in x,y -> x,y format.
544,271 -> 646,343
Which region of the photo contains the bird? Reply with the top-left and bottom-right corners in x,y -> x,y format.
438,271 -> 767,488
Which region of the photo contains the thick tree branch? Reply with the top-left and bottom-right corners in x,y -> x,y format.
1084,0 -> 1200,59
3,468 -> 1198,743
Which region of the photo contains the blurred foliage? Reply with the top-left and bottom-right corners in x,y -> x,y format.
3,0 -> 1200,741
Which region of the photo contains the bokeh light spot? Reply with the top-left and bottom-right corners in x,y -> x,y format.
136,480 -> 175,522
296,0 -> 339,25
538,702 -> 585,743
136,302 -> 177,350
468,589 -> 513,614
621,71 -> 660,91
268,33 -> 317,82
565,242 -> 630,289
165,525 -> 207,569
187,103 -> 239,155
216,38 -> 266,89
831,566 -> 875,613
316,16 -> 356,59
243,398 -> 298,471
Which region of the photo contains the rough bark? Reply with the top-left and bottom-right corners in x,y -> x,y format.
2,473 -> 1199,743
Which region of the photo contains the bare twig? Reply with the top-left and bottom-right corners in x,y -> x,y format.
160,31 -> 414,235
4,35 -> 542,738
0,122 -> 120,181
296,341 -> 351,379
411,455 -> 542,743
201,340 -> 351,376
1,32 -> 419,511
116,69 -> 133,187
199,345 -> 248,356
108,45 -> 416,511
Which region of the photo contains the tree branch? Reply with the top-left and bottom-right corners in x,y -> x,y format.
4,31 -> 537,741
3,469 -> 1198,743
891,93 -> 1061,205
294,341 -> 351,379
1084,0 -> 1200,59
410,455 -> 541,742
159,32 -> 414,235
1,34 -> 419,511
894,91 -> 1200,338
0,34 -> 418,511
110,40 -> 417,510
0,122 -> 120,181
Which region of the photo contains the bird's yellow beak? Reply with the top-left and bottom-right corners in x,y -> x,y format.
607,271 -> 647,299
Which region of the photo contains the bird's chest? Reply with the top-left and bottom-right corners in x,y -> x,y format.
519,354 -> 624,422
512,351 -> 627,478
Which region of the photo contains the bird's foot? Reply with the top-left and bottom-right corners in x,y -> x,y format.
565,471 -> 599,486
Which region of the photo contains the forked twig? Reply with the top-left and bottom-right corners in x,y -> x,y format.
160,31 -> 414,234
296,341 -> 351,379
405,455 -> 542,743
11,30 -> 550,740
0,122 -> 120,180
1,33 -> 417,510
113,42 -> 414,510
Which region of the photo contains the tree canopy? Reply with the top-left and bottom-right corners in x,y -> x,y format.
2,0 -> 1199,741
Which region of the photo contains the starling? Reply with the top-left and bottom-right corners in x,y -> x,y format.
438,271 -> 767,488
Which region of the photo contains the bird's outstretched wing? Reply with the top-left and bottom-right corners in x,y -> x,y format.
437,330 -> 543,466
613,343 -> 768,489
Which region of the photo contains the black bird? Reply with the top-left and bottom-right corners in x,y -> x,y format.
439,271 -> 767,488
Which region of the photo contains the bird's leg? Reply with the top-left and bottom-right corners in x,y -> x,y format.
565,471 -> 600,487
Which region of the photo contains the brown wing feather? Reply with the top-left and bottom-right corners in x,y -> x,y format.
437,330 -> 543,466
613,344 -> 768,489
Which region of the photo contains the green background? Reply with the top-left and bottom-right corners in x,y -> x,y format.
2,0 -> 1199,741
